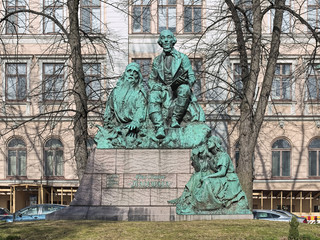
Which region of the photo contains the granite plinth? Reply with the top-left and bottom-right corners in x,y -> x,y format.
47,205 -> 253,221
47,149 -> 253,221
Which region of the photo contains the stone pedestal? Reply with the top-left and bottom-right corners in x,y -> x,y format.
47,149 -> 252,221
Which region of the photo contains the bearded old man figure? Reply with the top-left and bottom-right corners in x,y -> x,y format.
148,30 -> 205,139
95,62 -> 147,148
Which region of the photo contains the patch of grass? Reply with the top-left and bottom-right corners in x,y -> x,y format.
0,236 -> 22,240
0,220 -> 319,240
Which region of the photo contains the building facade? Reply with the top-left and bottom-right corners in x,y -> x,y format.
0,0 -> 320,216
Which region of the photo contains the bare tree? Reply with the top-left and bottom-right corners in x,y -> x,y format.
190,0 -> 320,208
0,0 -> 124,179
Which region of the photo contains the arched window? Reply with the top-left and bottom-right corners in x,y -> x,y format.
8,138 -> 27,176
44,138 -> 63,176
309,138 -> 320,176
272,139 -> 291,177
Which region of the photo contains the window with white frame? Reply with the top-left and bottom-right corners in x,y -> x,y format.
8,138 -> 27,176
44,138 -> 64,176
132,0 -> 151,33
309,138 -> 320,177
270,0 -> 292,33
234,0 -> 253,30
271,64 -> 292,100
308,0 -> 320,30
84,63 -> 102,100
306,66 -> 320,100
183,0 -> 202,33
5,0 -> 27,34
158,0 -> 177,33
5,63 -> 27,101
43,63 -> 65,101
272,139 -> 291,177
80,0 -> 101,33
43,0 -> 63,34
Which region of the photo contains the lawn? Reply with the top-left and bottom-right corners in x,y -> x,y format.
0,220 -> 319,240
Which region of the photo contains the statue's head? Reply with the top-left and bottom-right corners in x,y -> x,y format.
158,29 -> 177,53
124,62 -> 143,84
207,136 -> 222,153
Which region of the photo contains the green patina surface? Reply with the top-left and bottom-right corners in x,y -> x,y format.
95,30 -> 251,215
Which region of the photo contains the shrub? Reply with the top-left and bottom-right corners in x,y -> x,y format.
288,216 -> 299,240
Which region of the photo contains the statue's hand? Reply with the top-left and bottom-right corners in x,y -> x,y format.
126,122 -> 139,131
126,122 -> 140,138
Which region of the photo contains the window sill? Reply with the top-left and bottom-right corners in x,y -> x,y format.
270,99 -> 293,102
41,100 -> 64,105
271,176 -> 292,180
6,176 -> 28,180
43,176 -> 65,180
4,100 -> 29,105
131,32 -> 152,35
304,100 -> 320,103
308,176 -> 320,179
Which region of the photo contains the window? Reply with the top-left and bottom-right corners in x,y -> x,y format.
8,138 -> 26,176
5,0 -> 27,34
19,206 -> 38,215
158,0 -> 176,33
233,64 -> 244,98
271,64 -> 292,100
80,0 -> 101,33
132,58 -> 151,90
184,0 -> 202,33
235,0 -> 253,30
44,138 -> 63,176
5,63 -> 27,101
43,63 -> 64,101
42,205 -> 64,214
270,0 -> 292,33
43,0 -> 63,34
190,58 -> 203,100
132,0 -> 151,33
308,138 -> 320,176
272,139 -> 291,177
84,63 -> 101,100
306,66 -> 320,100
308,0 -> 320,29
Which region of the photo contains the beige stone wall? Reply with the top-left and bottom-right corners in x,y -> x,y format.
0,121 -> 79,181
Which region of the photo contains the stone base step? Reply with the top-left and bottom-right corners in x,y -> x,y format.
47,205 -> 253,221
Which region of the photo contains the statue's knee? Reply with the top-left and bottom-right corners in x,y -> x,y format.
149,91 -> 162,103
177,84 -> 191,97
149,103 -> 162,114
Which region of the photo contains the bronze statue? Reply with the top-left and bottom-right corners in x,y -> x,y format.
95,62 -> 147,148
148,29 -> 205,139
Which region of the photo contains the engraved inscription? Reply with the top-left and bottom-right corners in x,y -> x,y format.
131,174 -> 172,188
106,174 -> 119,188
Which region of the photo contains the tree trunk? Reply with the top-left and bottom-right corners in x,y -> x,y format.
237,0 -> 285,209
67,0 -> 88,180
